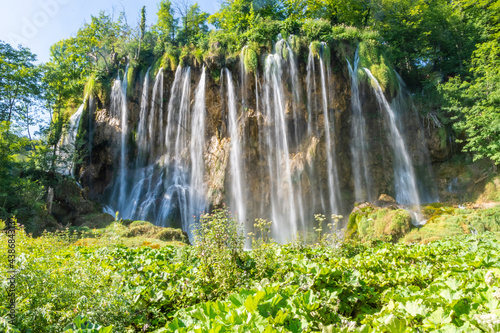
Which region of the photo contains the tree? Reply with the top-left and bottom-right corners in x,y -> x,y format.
154,0 -> 177,45
177,3 -> 209,46
440,0 -> 500,164
138,6 -> 146,59
0,42 -> 42,124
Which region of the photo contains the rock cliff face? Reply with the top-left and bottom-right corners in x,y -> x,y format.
74,43 -> 439,241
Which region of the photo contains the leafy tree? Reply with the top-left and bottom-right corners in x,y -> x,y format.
154,0 -> 177,46
440,0 -> 500,163
177,3 -> 210,46
138,6 -> 146,59
0,42 -> 42,124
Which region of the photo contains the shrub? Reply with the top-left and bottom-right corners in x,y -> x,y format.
302,19 -> 332,42
193,207 -> 245,298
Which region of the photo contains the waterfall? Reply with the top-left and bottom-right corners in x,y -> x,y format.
306,49 -> 317,136
189,67 -> 207,228
88,95 -> 96,167
348,48 -> 372,202
108,64 -> 130,214
148,67 -> 164,160
157,66 -> 192,234
225,68 -> 247,229
364,69 -> 422,221
318,43 -> 341,215
165,66 -> 190,162
57,103 -> 84,175
136,67 -> 151,166
90,40 -> 440,242
263,51 -> 299,242
393,71 -> 439,203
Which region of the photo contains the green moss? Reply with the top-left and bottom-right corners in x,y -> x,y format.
402,206 -> 500,244
84,75 -> 97,98
288,35 -> 300,54
438,127 -> 448,150
322,43 -> 331,68
358,40 -> 397,94
481,176 -> 500,202
347,206 -> 411,243
310,41 -> 322,58
243,46 -> 258,74
156,228 -> 188,243
126,64 -> 137,96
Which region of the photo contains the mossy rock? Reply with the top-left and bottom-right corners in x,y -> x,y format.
156,228 -> 189,244
74,213 -> 115,229
124,222 -> 159,238
310,41 -> 322,58
478,176 -> 500,202
421,203 -> 456,223
345,203 -> 375,240
402,206 -> 500,244
346,203 -> 411,243
129,220 -> 153,227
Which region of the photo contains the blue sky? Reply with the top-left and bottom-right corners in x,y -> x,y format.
0,0 -> 220,63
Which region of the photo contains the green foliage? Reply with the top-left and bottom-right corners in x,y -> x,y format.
310,41 -> 322,58
2,208 -> 500,332
177,4 -> 210,47
358,40 -> 397,94
302,19 -> 332,42
440,38 -> 500,163
193,207 -> 246,299
242,46 -> 258,74
0,42 -> 42,123
63,315 -> 112,333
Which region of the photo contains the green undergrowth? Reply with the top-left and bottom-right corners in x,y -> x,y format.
69,220 -> 189,248
403,205 -> 500,244
346,204 -> 412,243
2,208 -> 500,332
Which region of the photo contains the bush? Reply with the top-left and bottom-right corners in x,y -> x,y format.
193,207 -> 245,298
302,19 -> 332,42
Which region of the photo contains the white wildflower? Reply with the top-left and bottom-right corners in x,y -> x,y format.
485,271 -> 495,286
474,312 -> 500,331
384,314 -> 395,325
341,319 -> 357,331
493,289 -> 500,301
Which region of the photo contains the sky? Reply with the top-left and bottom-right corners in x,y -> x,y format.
0,0 -> 221,63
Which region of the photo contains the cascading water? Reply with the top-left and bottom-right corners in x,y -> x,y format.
364,68 -> 423,223
189,67 -> 207,228
225,68 -> 247,230
317,43 -> 341,216
109,64 -> 130,211
58,103 -> 84,175
136,67 -> 151,165
392,71 -> 439,203
82,39 -> 439,243
347,49 -> 372,202
103,65 -> 207,239
262,48 -> 300,242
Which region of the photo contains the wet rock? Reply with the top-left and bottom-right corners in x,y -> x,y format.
375,194 -> 398,208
